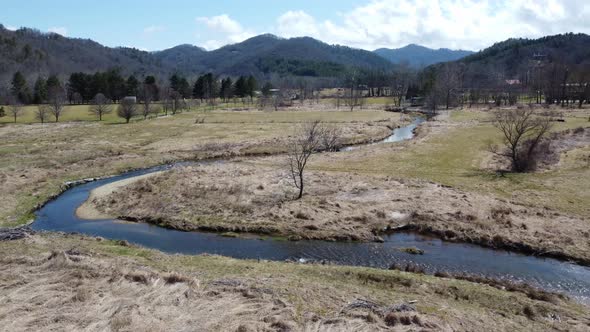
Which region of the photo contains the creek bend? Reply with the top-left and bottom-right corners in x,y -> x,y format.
31,118 -> 590,304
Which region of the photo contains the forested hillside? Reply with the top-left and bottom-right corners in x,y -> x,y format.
374,44 -> 473,67
0,26 -> 391,88
459,33 -> 590,77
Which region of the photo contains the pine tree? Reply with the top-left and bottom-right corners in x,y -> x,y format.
33,77 -> 48,104
11,71 -> 31,104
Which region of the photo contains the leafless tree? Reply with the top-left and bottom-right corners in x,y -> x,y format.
319,124 -> 342,151
8,101 -> 23,123
90,93 -> 112,121
436,63 -> 462,110
390,66 -> 412,106
139,84 -> 155,119
35,105 -> 50,123
47,86 -> 66,122
287,120 -> 324,199
424,90 -> 440,120
272,91 -> 284,111
169,90 -> 182,115
117,97 -> 137,123
489,108 -> 553,172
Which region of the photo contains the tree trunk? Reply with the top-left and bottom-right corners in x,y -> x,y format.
297,172 -> 304,199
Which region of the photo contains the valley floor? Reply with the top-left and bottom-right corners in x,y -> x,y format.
1,103 -> 590,331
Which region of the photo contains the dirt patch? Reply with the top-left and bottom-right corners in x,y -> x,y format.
76,172 -> 164,220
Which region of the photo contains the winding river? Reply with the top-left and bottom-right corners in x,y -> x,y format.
31,117 -> 590,304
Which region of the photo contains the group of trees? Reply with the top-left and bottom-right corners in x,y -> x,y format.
194,73 -> 257,102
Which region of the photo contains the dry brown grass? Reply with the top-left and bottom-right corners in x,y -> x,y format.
0,108 -> 399,227
1,233 -> 589,331
88,157 -> 590,263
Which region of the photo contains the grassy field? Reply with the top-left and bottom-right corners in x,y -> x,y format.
312,109 -> 590,217
0,100 -> 261,124
1,233 -> 588,331
0,109 -> 400,226
2,103 -> 590,330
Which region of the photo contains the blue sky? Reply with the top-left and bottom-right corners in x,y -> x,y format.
2,0 -> 589,51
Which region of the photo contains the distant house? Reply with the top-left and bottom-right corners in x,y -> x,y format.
123,96 -> 137,103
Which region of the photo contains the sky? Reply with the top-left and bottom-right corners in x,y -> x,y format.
1,0 -> 590,52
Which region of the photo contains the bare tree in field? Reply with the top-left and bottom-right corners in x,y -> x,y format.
140,84 -> 155,119
320,125 -> 343,151
35,105 -> 50,123
117,97 -> 137,123
47,86 -> 66,122
8,101 -> 23,123
489,108 -> 553,172
90,93 -> 112,121
141,104 -> 155,119
287,120 -> 325,199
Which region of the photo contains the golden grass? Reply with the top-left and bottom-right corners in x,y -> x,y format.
0,109 -> 399,226
313,109 -> 590,217
1,233 -> 588,331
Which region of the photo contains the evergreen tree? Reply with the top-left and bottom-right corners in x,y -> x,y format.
169,74 -> 180,92
220,77 -> 233,101
106,69 -> 126,101
46,75 -> 61,91
143,76 -> 159,101
178,77 -> 190,98
11,71 -> 31,104
246,76 -> 257,99
261,82 -> 273,97
193,76 -> 205,100
33,77 -> 48,104
234,76 -> 247,98
126,75 -> 139,96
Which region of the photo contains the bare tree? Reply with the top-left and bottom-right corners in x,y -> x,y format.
287,120 -> 324,199
271,90 -> 284,112
35,105 -> 50,123
390,66 -> 412,106
141,102 -> 152,119
319,124 -> 342,151
436,63 -> 462,110
169,90 -> 182,115
8,102 -> 23,123
47,86 -> 66,122
90,93 -> 112,121
489,108 -> 553,172
117,97 -> 137,123
140,84 -> 155,119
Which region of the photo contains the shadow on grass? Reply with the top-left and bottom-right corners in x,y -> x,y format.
462,168 -> 525,185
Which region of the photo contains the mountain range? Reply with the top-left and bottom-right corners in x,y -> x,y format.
0,24 -> 475,85
1,23 -> 588,88
374,44 -> 473,67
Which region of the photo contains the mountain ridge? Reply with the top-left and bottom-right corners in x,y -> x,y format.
373,44 -> 474,67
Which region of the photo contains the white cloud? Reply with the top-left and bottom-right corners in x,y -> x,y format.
196,14 -> 256,49
6,25 -> 17,31
194,1 -> 590,51
276,10 -> 320,38
48,26 -> 68,36
272,0 -> 590,51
